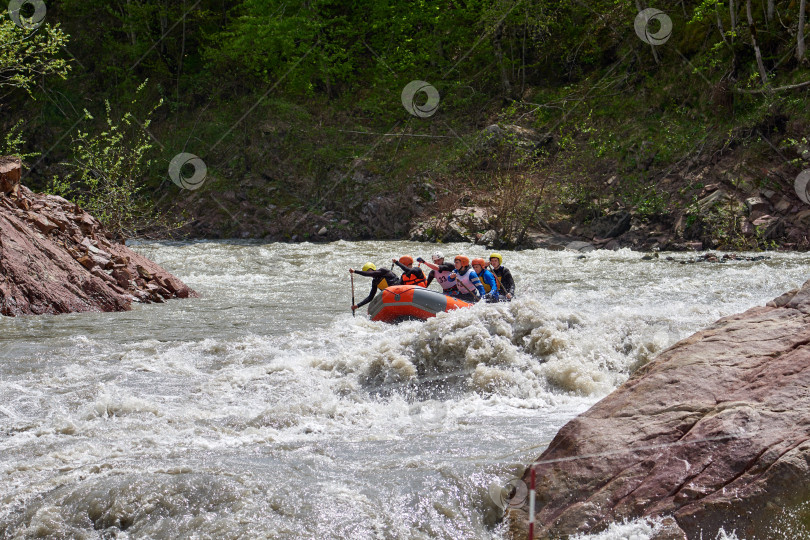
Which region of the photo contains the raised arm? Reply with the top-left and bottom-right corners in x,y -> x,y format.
417,257 -> 438,271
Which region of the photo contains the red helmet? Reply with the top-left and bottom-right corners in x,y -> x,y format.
454,255 -> 470,266
399,255 -> 414,266
471,258 -> 486,268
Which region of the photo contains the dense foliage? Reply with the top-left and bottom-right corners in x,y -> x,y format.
1,0 -> 809,241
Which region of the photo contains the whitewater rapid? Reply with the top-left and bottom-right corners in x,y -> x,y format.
1,240 -> 807,539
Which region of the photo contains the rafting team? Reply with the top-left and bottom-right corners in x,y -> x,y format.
349,252 -> 515,313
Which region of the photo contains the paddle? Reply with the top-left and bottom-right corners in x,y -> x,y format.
350,270 -> 356,317
456,276 -> 475,296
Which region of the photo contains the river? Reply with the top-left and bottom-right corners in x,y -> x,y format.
1,241 -> 807,539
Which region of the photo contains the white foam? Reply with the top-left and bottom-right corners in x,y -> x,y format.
2,241 -> 808,538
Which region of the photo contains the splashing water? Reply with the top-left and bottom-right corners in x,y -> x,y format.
1,240 -> 806,538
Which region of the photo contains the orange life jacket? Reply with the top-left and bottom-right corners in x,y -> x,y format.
401,272 -> 427,288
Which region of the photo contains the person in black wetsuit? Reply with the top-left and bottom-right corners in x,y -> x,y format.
392,255 -> 427,287
489,252 -> 515,301
350,262 -> 400,312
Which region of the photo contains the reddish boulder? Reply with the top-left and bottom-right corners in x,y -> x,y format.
0,156 -> 21,198
507,280 -> 810,539
0,160 -> 197,316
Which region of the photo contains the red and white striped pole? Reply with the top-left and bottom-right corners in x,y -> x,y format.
528,467 -> 536,540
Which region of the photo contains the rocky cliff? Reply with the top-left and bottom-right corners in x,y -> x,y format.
0,157 -> 197,316
506,279 -> 810,539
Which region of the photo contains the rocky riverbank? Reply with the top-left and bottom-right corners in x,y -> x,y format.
406,123 -> 810,253
168,120 -> 810,253
505,279 -> 810,539
0,157 -> 197,316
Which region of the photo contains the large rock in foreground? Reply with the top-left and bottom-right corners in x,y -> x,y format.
0,167 -> 196,316
507,280 -> 810,539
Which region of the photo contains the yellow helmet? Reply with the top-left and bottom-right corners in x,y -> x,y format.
362,262 -> 376,271
489,253 -> 503,264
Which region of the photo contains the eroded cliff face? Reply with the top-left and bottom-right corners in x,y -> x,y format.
507,280 -> 810,539
0,157 -> 196,316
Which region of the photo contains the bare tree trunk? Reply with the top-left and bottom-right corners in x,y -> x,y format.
728,0 -> 738,77
521,8 -> 527,96
767,0 -> 775,22
635,0 -> 660,64
493,24 -> 512,99
323,63 -> 332,98
730,0 -> 737,37
715,0 -> 737,83
125,0 -> 136,45
798,0 -> 807,63
176,0 -> 186,107
716,5 -> 729,46
160,0 -> 168,55
747,0 -> 769,85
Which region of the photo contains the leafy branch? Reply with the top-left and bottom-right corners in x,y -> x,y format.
0,16 -> 70,95
51,82 -> 180,240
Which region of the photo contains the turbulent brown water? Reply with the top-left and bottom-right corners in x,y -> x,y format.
1,240 -> 807,539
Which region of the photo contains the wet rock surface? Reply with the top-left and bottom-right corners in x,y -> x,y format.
180,158 -> 428,242
661,252 -> 771,264
583,211 -> 632,239
506,279 -> 810,539
0,162 -> 197,316
409,206 -> 497,245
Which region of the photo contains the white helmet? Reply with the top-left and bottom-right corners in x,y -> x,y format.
432,251 -> 445,262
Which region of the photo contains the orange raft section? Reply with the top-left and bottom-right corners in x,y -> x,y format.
367,284 -> 473,323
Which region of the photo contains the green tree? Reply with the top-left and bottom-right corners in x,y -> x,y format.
203,0 -> 499,100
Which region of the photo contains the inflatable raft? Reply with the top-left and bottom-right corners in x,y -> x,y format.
367,285 -> 472,323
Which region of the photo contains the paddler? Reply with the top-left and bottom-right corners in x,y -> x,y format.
350,263 -> 400,312
489,252 -> 515,301
447,255 -> 485,303
392,255 -> 427,287
417,251 -> 458,296
471,258 -> 499,303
